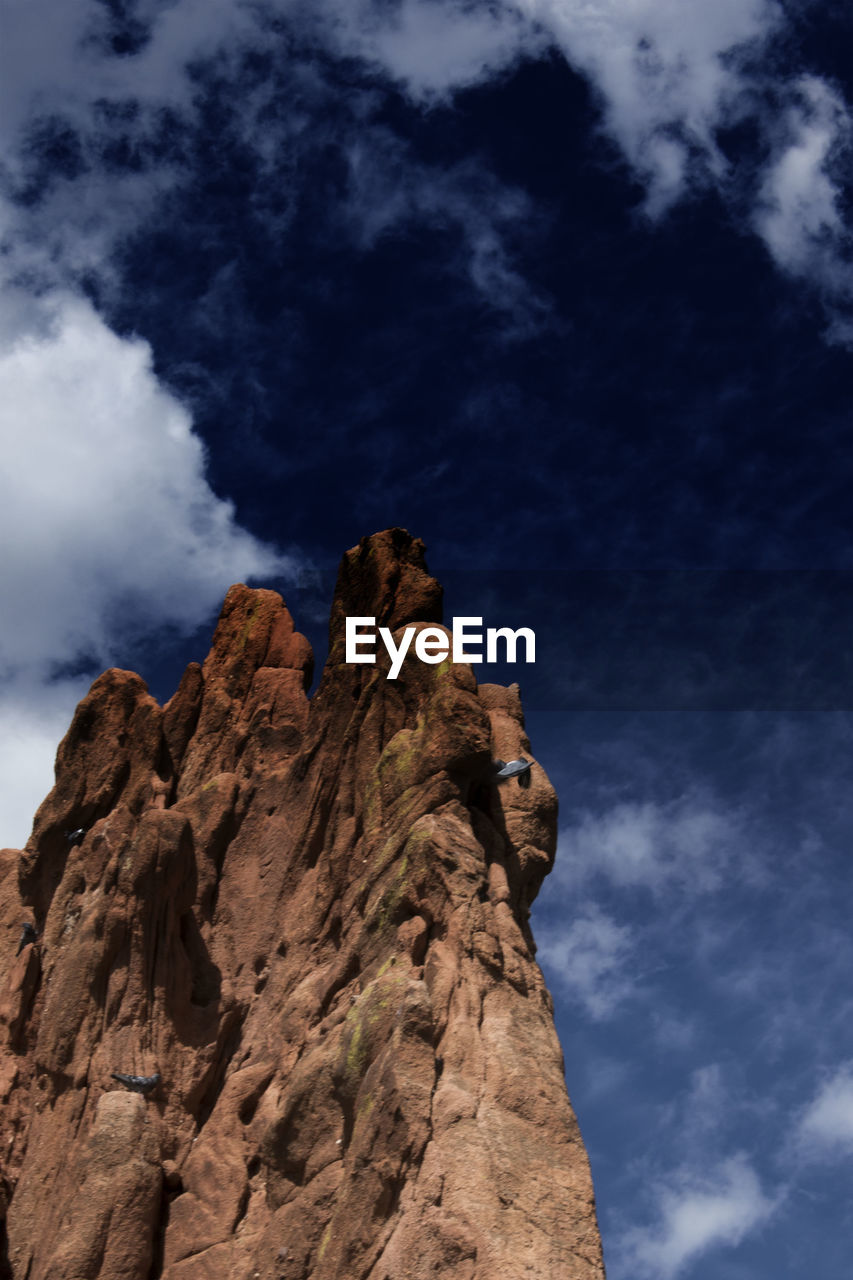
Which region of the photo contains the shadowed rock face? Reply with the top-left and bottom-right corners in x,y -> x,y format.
0,528 -> 605,1280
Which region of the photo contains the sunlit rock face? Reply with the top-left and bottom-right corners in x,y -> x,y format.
0,528 -> 604,1280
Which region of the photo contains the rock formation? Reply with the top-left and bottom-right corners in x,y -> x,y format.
0,528 -> 605,1279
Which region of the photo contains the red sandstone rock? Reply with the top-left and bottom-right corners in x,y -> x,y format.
0,529 -> 604,1280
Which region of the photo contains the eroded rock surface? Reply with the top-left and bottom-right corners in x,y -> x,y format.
0,528 -> 605,1279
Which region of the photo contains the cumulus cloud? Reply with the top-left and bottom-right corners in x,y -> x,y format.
536,904 -> 635,1018
554,790 -> 745,896
617,1153 -> 777,1280
0,291 -> 292,846
0,291 -> 290,678
794,1063 -> 853,1161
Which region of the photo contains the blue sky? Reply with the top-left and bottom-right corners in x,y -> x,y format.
1,2 -> 852,1274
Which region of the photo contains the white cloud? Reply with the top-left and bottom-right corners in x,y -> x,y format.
521,0 -> 778,213
0,291 -> 290,678
618,1153 -> 777,1280
318,0 -> 545,101
0,0 -> 549,328
0,677 -> 90,851
3,0 -> 852,336
0,1 -> 261,301
755,75 -> 853,296
312,0 -> 779,214
0,0 -> 259,155
554,791 -> 743,896
795,1063 -> 853,1161
0,291 -> 293,846
317,0 -> 778,198
536,904 -> 635,1018
0,0 -> 98,153
323,0 -> 853,329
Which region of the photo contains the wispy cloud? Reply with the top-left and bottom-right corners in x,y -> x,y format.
794,1062 -> 853,1162
344,138 -> 551,331
616,1153 -> 778,1280
529,1 -> 853,336
0,0 -> 258,153
754,75 -> 853,332
553,789 -> 748,896
316,0 -> 546,101
316,0 -> 853,338
309,0 -> 805,228
756,76 -> 849,273
4,1 -> 852,338
536,904 -> 636,1018
673,1063 -> 728,1135
1,2 -> 546,325
534,714 -> 851,1277
521,0 -> 779,213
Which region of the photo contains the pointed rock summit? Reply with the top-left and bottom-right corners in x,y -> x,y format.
0,529 -> 604,1279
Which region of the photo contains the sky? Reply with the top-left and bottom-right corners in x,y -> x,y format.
1,1 -> 852,1275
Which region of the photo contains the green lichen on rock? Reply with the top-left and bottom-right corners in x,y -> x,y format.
338,966 -> 407,1091
367,780 -> 435,879
345,1014 -> 367,1084
377,726 -> 421,797
365,853 -> 409,937
317,1223 -> 332,1261
239,599 -> 261,651
351,1091 -> 375,1144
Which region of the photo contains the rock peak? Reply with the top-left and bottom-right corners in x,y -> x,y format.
328,527 -> 443,657
0,529 -> 604,1280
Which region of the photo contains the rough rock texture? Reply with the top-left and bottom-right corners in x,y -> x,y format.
0,528 -> 605,1280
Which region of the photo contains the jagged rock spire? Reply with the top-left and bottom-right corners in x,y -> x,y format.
0,530 -> 604,1280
